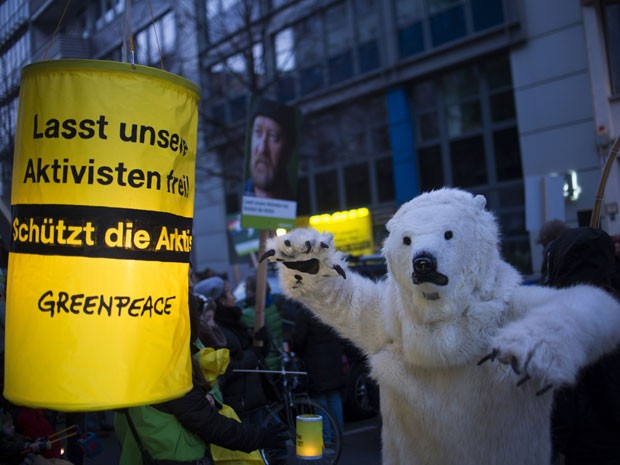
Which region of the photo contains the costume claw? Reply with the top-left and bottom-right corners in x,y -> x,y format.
477,348 -> 499,366
333,265 -> 347,279
516,374 -> 531,387
259,249 -> 276,263
535,384 -> 553,396
510,356 -> 521,375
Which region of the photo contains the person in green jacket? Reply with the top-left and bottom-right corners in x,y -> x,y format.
115,293 -> 287,465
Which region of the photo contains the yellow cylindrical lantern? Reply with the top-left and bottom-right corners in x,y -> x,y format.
296,414 -> 323,459
4,59 -> 200,411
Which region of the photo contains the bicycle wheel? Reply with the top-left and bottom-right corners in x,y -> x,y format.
260,397 -> 343,465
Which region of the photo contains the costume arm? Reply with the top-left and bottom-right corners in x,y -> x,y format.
490,284 -> 620,388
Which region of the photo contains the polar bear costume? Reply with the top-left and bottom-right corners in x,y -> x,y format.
262,188 -> 620,465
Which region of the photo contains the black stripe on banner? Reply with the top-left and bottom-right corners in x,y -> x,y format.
10,204 -> 192,263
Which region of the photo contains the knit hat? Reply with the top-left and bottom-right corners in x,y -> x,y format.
537,219 -> 569,247
252,97 -> 297,146
193,276 -> 225,301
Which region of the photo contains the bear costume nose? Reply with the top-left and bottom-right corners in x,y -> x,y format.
413,254 -> 436,274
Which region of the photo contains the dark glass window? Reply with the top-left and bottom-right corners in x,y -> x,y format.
328,51 -> 354,84
485,56 -> 512,90
430,5 -> 466,47
500,238 -> 532,275
358,40 -> 380,73
490,91 -> 516,122
418,145 -> 444,192
494,128 -> 522,181
345,163 -> 371,207
398,22 -> 425,58
498,185 -> 524,208
450,136 -> 486,187
375,157 -> 395,202
355,0 -> 381,72
277,75 -> 297,102
471,0 -> 504,31
316,170 -> 339,212
417,112 -> 440,141
296,176 -> 311,215
299,64 -> 324,95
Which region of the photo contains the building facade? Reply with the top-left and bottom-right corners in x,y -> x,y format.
1,0 -> 619,279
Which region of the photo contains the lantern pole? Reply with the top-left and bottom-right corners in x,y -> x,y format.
591,136 -> 620,228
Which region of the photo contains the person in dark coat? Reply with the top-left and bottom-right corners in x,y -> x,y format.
194,276 -> 271,426
545,227 -> 620,465
293,303 -> 346,431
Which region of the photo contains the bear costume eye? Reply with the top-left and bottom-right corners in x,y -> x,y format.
444,230 -> 453,240
403,236 -> 411,246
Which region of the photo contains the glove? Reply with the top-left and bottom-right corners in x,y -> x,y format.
257,423 -> 289,450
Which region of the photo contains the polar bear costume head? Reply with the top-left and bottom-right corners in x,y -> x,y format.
383,188 -> 511,328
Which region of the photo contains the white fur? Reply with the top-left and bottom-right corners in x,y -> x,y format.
265,187 -> 620,465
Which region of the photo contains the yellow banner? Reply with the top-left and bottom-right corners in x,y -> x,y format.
4,60 -> 200,410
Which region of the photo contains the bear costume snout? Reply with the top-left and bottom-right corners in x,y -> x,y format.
411,252 -> 449,286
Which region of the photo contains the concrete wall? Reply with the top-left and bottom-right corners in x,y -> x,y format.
510,0 -> 602,271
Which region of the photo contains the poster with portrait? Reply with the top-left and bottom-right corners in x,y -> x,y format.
241,96 -> 301,230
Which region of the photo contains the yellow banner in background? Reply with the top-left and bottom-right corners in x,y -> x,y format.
4,60 -> 200,410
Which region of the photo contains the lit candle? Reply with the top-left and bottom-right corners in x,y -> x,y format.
296,414 -> 323,459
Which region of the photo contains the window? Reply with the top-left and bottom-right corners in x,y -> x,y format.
297,176 -> 311,215
395,0 -> 425,58
493,128 -> 522,181
275,28 -> 297,101
354,0 -> 381,72
394,0 -> 508,60
95,0 -> 123,30
135,12 -> 176,66
413,81 -> 440,141
485,56 -> 516,122
345,163 -> 371,207
430,2 -> 466,46
206,0 -> 246,43
471,0 -> 504,31
603,1 -> 620,95
0,0 -> 28,39
316,170 -> 339,212
375,157 -> 395,202
418,146 -> 444,192
443,67 -> 481,137
326,2 -> 354,84
296,17 -> 324,95
1,33 -> 30,91
207,44 -> 263,123
450,136 -> 486,187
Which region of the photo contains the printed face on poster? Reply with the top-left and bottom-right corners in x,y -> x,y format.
241,96 -> 300,230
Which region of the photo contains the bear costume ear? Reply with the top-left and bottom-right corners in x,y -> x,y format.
473,194 -> 486,209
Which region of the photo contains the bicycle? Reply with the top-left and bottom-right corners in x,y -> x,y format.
234,346 -> 343,465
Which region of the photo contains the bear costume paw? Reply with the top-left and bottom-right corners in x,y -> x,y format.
260,228 -> 347,286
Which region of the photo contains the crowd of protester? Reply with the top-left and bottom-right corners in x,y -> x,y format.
3,224 -> 620,465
